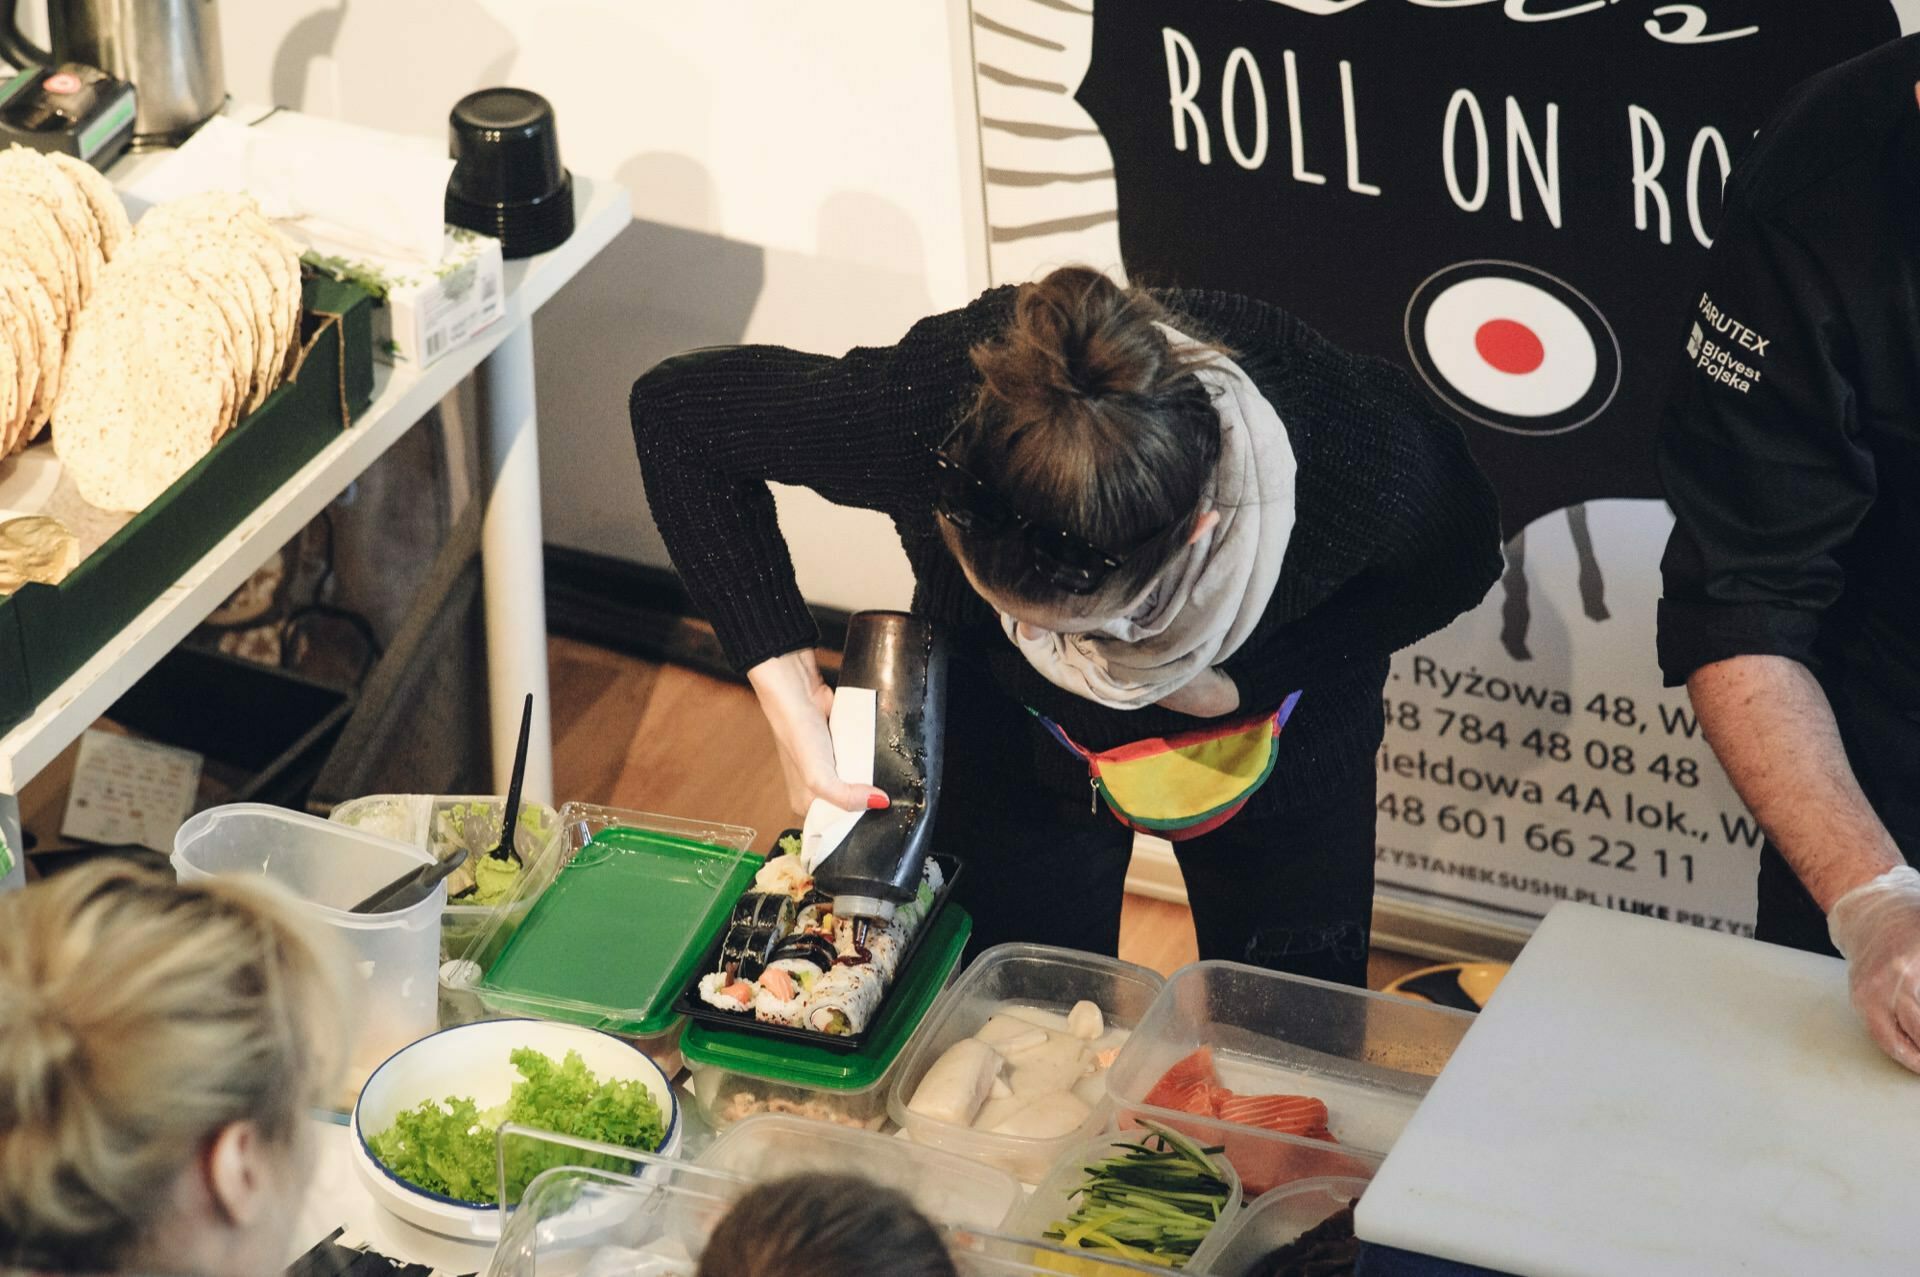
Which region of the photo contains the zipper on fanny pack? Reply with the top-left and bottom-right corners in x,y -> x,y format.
1089,776 -> 1100,815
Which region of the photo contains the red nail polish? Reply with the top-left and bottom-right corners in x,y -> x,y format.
867,793 -> 891,810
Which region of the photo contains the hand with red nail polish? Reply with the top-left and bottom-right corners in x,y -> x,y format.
748,649 -> 892,816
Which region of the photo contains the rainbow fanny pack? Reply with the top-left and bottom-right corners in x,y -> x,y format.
1036,690 -> 1302,840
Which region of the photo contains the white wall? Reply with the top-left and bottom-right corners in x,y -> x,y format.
219,0 -> 988,613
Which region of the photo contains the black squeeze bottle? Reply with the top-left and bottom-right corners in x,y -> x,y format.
813,611 -> 948,923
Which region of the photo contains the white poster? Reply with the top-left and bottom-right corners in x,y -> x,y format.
1377,500 -> 1757,936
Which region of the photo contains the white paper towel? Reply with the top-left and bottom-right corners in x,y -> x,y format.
121,114 -> 455,266
800,686 -> 877,873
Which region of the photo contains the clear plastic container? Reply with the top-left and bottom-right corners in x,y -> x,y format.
1002,1125 -> 1243,1272
888,944 -> 1166,1183
487,1163 -> 1162,1277
458,804 -> 757,1052
946,1230 -> 1177,1275
172,803 -> 439,1087
696,1112 -> 1022,1232
681,904 -> 971,1134
329,793 -> 563,963
486,1158 -> 751,1277
1199,1176 -> 1370,1276
1110,960 -> 1471,1151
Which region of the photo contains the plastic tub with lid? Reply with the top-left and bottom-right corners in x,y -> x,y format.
888,943 -> 1165,1183
1199,1175 -> 1371,1276
1106,960 -> 1472,1161
1002,1123 -> 1243,1271
329,793 -> 562,963
681,903 -> 971,1135
697,1112 -> 1021,1233
454,803 -> 757,1062
172,803 -> 439,1086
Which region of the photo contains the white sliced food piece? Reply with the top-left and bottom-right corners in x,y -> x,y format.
999,1005 -> 1076,1035
989,1074 -> 1014,1101
1067,1000 -> 1104,1041
974,1014 -> 1050,1055
906,1038 -> 1002,1128
987,1092 -> 1094,1140
1007,1034 -> 1092,1098
972,1095 -> 1027,1132
1072,1071 -> 1108,1108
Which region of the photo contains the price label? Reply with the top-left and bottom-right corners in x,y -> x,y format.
61,730 -> 203,853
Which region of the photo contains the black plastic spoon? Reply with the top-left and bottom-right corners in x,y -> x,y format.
489,693 -> 534,867
349,847 -> 469,914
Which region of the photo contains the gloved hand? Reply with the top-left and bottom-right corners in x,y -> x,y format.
1827,864 -> 1920,1074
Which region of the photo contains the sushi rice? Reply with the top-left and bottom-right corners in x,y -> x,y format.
752,959 -> 813,1026
805,962 -> 886,1036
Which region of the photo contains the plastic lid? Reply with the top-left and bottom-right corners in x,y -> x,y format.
471,815 -> 759,1038
682,904 -> 972,1091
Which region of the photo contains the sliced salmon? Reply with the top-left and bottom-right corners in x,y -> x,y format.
1143,1047 -> 1217,1110
1220,1127 -> 1374,1196
1217,1092 -> 1334,1141
1206,1085 -> 1238,1118
1152,1077 -> 1213,1116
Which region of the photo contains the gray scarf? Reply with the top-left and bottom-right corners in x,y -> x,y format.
1001,324 -> 1296,710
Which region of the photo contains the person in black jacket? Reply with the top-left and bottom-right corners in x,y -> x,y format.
631,267 -> 1501,985
1658,37 -> 1920,1072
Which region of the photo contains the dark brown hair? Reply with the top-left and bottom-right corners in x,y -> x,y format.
696,1174 -> 957,1277
940,265 -> 1228,616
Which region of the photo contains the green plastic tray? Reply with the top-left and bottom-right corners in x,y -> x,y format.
474,827 -> 761,1037
681,904 -> 973,1092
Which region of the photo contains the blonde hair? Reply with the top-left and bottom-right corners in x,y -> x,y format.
0,860 -> 351,1270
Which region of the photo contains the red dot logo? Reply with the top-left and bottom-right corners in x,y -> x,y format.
1405,260 -> 1621,437
1474,319 -> 1545,376
43,72 -> 83,96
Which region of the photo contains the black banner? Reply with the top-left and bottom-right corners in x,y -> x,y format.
1074,1 -> 1897,534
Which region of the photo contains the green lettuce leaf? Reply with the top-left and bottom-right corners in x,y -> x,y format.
370,1047 -> 667,1205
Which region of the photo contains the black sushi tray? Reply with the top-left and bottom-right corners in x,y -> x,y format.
675,852 -> 962,1054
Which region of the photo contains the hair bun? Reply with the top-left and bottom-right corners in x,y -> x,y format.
0,986 -> 79,1118
989,265 -> 1168,405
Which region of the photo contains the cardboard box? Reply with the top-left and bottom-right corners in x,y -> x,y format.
0,275 -> 375,735
310,226 -> 504,370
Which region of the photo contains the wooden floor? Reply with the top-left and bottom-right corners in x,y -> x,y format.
549,636 -> 1428,992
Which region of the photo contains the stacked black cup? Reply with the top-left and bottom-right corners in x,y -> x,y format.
445,87 -> 575,259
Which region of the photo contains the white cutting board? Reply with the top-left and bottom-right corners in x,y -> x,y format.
1357,903 -> 1920,1276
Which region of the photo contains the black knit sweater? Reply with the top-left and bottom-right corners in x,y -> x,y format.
629,288 -> 1503,813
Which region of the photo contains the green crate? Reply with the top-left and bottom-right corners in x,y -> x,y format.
0,275 -> 374,735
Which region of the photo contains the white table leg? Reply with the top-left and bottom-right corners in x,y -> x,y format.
473,321 -> 555,806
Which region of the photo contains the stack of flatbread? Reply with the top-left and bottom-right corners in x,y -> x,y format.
0,144 -> 130,462
52,191 -> 304,512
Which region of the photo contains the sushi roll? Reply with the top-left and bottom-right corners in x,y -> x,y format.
698,971 -> 755,1013
768,933 -> 838,973
753,960 -> 812,1026
803,962 -> 886,1036
719,891 -> 794,981
894,861 -> 944,935
748,891 -> 796,935
865,917 -> 911,982
794,902 -> 833,935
